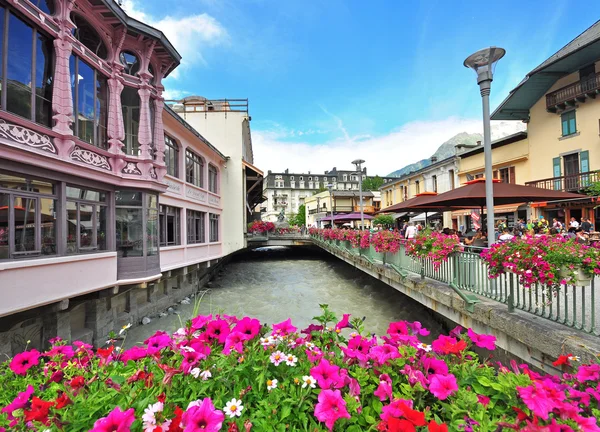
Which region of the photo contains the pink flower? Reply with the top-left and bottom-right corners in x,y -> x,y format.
1,385 -> 34,427
310,358 -> 343,389
467,328 -> 496,350
575,415 -> 600,432
369,344 -> 400,366
421,357 -> 449,376
9,349 -> 41,375
181,350 -> 202,373
90,406 -> 135,432
223,331 -> 245,355
477,395 -> 490,406
517,383 -> 555,419
428,374 -> 458,400
145,332 -> 172,355
191,314 -> 213,330
47,344 -> 74,359
181,398 -> 225,432
206,319 -> 231,344
272,318 -> 297,336
576,364 -> 600,382
232,317 -> 261,340
335,314 -> 351,331
120,346 -> 148,363
374,375 -> 393,401
314,389 -> 351,431
380,399 -> 414,421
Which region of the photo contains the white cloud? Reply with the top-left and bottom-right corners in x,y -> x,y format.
162,88 -> 191,100
120,0 -> 229,78
253,118 -> 525,177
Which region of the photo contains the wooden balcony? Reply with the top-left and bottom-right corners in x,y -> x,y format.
546,72 -> 600,112
525,170 -> 600,192
353,205 -> 376,214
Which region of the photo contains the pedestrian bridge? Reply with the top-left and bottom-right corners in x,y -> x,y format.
246,233 -> 313,248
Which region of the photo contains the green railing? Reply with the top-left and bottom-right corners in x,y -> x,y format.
311,236 -> 599,335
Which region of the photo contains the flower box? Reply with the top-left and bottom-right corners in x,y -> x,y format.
560,267 -> 593,286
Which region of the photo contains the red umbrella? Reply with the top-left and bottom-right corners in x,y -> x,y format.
378,192 -> 477,214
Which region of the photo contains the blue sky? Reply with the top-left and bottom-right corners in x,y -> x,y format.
124,0 -> 600,176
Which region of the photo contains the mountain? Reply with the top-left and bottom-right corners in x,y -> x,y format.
387,132 -> 481,177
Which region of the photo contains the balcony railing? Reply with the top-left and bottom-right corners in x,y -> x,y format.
546,72 -> 600,111
333,206 -> 353,213
525,170 -> 600,192
354,205 -> 376,214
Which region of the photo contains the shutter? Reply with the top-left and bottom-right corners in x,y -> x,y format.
581,151 -> 590,187
553,157 -> 561,190
493,170 -> 499,180
509,166 -> 516,184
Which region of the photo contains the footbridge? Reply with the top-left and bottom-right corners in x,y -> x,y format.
246,233 -> 313,248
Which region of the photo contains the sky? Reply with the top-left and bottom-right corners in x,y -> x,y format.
122,0 -> 600,176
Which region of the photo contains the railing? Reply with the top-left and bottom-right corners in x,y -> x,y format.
353,205 -> 376,213
333,206 -> 353,212
546,72 -> 600,109
247,231 -> 310,239
311,236 -> 600,335
525,170 -> 600,192
166,98 -> 249,113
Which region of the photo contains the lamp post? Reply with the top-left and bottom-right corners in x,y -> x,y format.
352,159 -> 365,230
326,183 -> 334,228
464,46 -> 505,244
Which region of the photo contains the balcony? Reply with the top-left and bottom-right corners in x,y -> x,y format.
525,170 -> 600,192
546,72 -> 600,112
353,205 -> 376,214
333,206 -> 353,212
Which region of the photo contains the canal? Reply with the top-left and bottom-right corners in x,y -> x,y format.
125,246 -> 446,344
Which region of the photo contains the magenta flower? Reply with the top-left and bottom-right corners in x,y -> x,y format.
145,332 -> 172,355
517,383 -> 555,419
181,350 -> 202,373
335,314 -> 351,331
369,344 -> 400,366
314,389 -> 351,431
477,394 -> 490,406
374,375 -> 393,401
232,317 -> 262,340
90,406 -> 135,432
272,318 -> 297,336
120,346 -> 148,363
576,364 -> 600,382
429,374 -> 458,400
310,358 -> 343,389
191,314 -> 213,330
421,357 -> 449,376
1,385 -> 34,427
181,398 -> 225,432
380,399 -> 414,421
9,349 -> 40,376
206,319 -> 231,344
467,328 -> 497,350
47,344 -> 74,360
223,331 -> 245,355
301,324 -> 324,334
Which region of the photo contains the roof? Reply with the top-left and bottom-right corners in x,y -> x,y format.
380,155 -> 458,189
458,131 -> 527,158
164,104 -> 228,161
492,20 -> 600,121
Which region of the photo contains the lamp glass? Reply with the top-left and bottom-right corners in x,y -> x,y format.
463,47 -> 506,74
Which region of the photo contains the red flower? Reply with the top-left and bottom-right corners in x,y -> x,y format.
552,354 -> 572,367
24,396 -> 54,424
97,346 -> 114,359
69,375 -> 85,389
55,392 -> 72,410
428,420 -> 449,432
387,418 -> 416,432
167,406 -> 184,432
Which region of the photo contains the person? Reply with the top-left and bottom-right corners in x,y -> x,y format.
497,219 -> 507,232
569,217 -> 580,229
405,222 -> 418,239
498,228 -> 514,242
536,215 -> 549,233
552,218 -> 563,231
581,217 -> 592,233
575,228 -> 588,244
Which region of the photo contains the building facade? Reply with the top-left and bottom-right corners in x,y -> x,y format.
0,0 -> 257,355
263,166 -> 393,222
305,190 -> 378,228
493,20 -> 600,229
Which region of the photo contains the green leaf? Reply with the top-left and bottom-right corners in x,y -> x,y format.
281,405 -> 292,420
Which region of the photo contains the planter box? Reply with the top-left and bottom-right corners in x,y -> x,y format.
560,267 -> 593,286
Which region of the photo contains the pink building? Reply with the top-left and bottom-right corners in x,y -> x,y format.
0,0 -> 258,354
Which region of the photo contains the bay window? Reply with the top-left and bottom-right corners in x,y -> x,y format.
121,87 -> 140,155
115,191 -> 158,258
66,186 -> 107,253
186,150 -> 204,188
187,210 -> 205,244
159,205 -> 180,246
209,213 -> 219,242
164,135 -> 179,177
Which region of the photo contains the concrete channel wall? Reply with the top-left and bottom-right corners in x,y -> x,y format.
314,239 -> 600,374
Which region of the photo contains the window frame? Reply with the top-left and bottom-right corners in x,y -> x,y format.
209,213 -> 219,243
164,134 -> 179,177
185,150 -> 205,188
208,164 -> 218,193
159,204 -> 180,247
187,209 -> 206,244
561,110 -> 577,137
65,185 -> 108,254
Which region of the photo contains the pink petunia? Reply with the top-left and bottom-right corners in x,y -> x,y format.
272,318 -> 297,336
1,385 -> 35,427
181,350 -> 202,373
428,374 -> 458,400
310,358 -> 343,389
90,406 -> 135,432
374,375 -> 393,401
517,383 -> 555,419
120,346 -> 148,363
206,319 -> 231,344
190,314 -> 213,330
369,344 -> 401,366
145,333 -> 172,355
477,394 -> 490,406
576,364 -> 600,383
314,389 -> 351,431
181,398 -> 225,432
9,349 -> 41,376
223,331 -> 245,356
421,357 -> 449,376
335,314 -> 351,331
232,317 -> 262,340
380,399 -> 414,421
467,328 -> 497,351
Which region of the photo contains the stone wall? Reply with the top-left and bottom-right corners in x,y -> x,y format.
0,258 -> 227,358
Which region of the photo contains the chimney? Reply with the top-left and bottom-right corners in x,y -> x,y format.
476,140 -> 482,146
308,171 -> 311,174
431,156 -> 438,163
325,170 -> 329,174
285,168 -> 289,174
268,170 -> 272,175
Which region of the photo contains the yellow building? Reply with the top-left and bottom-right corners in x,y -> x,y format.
305,190 -> 377,228
493,20 -> 600,228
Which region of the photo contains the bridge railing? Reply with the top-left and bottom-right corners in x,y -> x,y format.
247,231 -> 311,239
311,236 -> 599,335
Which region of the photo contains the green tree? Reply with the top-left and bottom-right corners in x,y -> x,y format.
290,204 -> 307,226
373,214 -> 395,228
362,175 -> 385,191
317,185 -> 328,193
587,181 -> 600,196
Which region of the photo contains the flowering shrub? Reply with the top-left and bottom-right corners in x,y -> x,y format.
371,230 -> 403,253
405,230 -> 463,270
1,305 -> 598,431
481,235 -> 600,290
248,221 -> 275,234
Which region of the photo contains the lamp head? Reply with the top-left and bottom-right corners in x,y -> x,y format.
464,47 -> 505,84
352,159 -> 365,166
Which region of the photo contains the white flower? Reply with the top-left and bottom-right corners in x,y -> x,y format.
287,340 -> 297,348
568,355 -> 580,362
305,342 -> 315,350
302,375 -> 316,389
187,400 -> 202,409
270,350 -> 285,366
119,323 -> 132,335
181,346 -> 196,353
200,370 -> 212,380
190,368 -> 200,378
349,332 -> 359,338
285,354 -> 298,367
224,398 -> 244,418
142,401 -> 163,429
267,378 -> 278,391
417,343 -> 432,352
115,346 -> 122,352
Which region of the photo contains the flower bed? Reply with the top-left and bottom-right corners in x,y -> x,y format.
405,230 -> 463,270
248,221 -> 275,234
480,235 -> 600,291
1,306 -> 598,431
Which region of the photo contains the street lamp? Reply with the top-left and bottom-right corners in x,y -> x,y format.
326,183 -> 334,228
352,159 -> 365,230
464,46 -> 505,244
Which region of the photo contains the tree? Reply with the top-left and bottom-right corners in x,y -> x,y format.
317,185 -> 328,193
587,181 -> 600,197
362,176 -> 385,191
373,214 -> 395,228
290,204 -> 307,226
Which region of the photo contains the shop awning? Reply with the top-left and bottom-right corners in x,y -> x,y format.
244,161 -> 264,213
451,204 -> 524,217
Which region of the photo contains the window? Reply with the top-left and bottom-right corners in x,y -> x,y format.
187,210 -> 205,244
30,0 -> 55,15
299,181 -> 305,188
66,186 -> 107,253
209,214 -> 219,242
309,177 -> 312,181
185,150 -> 204,188
290,181 -> 296,188
343,175 -> 348,181
70,55 -> 108,147
164,135 -> 179,177
432,175 -> 438,192
315,182 -> 320,189
275,175 -> 282,180
115,191 -> 158,258
314,176 -> 319,181
415,180 -> 420,194
449,170 -> 455,189
1,8 -> 54,127
290,176 -> 294,180
121,86 -> 140,155
299,176 -> 304,181
0,171 -> 56,259
159,205 -> 180,246
309,182 -> 314,189
71,13 -> 107,59
120,51 -> 140,76
561,110 -> 577,136
208,164 -> 218,193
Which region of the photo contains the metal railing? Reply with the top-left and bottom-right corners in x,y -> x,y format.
525,170 -> 600,192
312,236 -> 599,335
546,73 -> 600,109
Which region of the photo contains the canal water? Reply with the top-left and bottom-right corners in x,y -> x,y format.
125,246 -> 446,345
